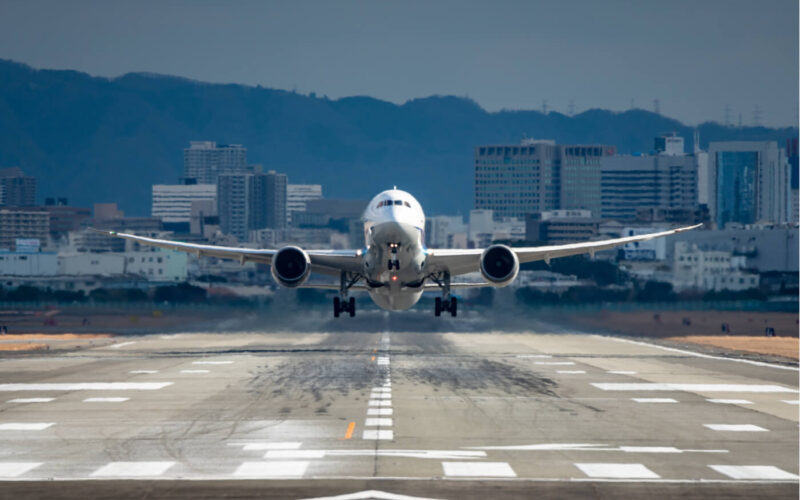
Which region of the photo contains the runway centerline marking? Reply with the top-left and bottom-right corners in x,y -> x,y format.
607,371 -> 637,375
343,422 -> 355,440
365,418 -> 393,427
368,408 -> 393,416
557,370 -> 586,374
0,423 -> 53,430
83,397 -> 129,403
0,383 -> 172,391
707,399 -> 753,405
129,370 -> 158,374
91,461 -> 174,477
704,424 -> 768,432
709,465 -> 800,480
192,361 -> 233,365
442,462 -> 516,478
592,383 -> 796,393
0,463 -> 42,478
575,463 -> 660,479
782,400 -> 800,405
6,398 -> 53,403
534,361 -> 575,366
180,370 -> 210,374
632,398 -> 678,403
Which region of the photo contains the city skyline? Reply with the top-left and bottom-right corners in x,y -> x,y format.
0,0 -> 797,127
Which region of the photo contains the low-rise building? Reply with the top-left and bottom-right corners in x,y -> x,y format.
671,241 -> 759,291
525,210 -> 601,244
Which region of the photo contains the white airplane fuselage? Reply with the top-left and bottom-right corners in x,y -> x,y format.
361,189 -> 427,311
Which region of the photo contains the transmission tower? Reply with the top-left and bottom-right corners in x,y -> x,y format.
752,105 -> 762,127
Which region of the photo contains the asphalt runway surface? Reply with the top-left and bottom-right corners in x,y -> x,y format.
0,310 -> 797,499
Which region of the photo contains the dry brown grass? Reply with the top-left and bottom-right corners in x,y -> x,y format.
664,335 -> 799,360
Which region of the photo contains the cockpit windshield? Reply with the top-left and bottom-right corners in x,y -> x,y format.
376,199 -> 412,209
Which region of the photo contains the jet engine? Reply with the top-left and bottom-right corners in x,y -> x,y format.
271,246 -> 311,288
479,244 -> 519,287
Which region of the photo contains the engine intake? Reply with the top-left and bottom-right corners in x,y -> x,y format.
480,244 -> 519,287
271,246 -> 311,288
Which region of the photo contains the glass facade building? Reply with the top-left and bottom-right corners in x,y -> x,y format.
715,151 -> 757,228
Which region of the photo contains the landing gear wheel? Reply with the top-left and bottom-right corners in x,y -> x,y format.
349,297 -> 356,317
434,297 -> 442,317
450,296 -> 457,317
333,297 -> 340,318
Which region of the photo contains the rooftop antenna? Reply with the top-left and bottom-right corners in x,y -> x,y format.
693,129 -> 701,153
541,99 -> 548,114
724,105 -> 731,127
752,105 -> 762,127
393,185 -> 397,190
653,98 -> 661,115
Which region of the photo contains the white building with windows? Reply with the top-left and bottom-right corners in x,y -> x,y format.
671,241 -> 759,291
287,184 -> 323,225
152,183 -> 217,223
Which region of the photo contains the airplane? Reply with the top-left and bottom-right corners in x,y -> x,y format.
95,188 -> 701,318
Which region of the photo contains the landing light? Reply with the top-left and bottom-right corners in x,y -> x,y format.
391,275 -> 398,281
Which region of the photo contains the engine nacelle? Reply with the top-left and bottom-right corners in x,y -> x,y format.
271,246 -> 311,288
479,244 -> 519,287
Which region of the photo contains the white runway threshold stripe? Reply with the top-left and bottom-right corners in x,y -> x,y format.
363,430 -> 393,440
365,418 -> 393,427
91,461 -> 175,477
83,397 -> 129,403
709,465 -> 800,480
707,399 -> 753,405
575,463 -> 661,479
442,462 -> 517,478
0,463 -> 42,478
6,398 -> 54,403
368,408 -> 393,416
0,423 -> 53,430
234,461 -> 309,478
0,383 -> 172,391
592,383 -> 796,393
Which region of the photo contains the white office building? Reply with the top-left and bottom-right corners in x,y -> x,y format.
287,184 -> 323,225
152,183 -> 217,223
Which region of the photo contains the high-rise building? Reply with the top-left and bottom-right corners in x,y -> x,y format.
183,141 -> 247,184
152,182 -> 217,224
474,140 -> 614,218
600,152 -> 699,221
708,141 -> 790,227
0,209 -> 49,250
217,171 -> 287,241
0,167 -> 36,206
287,184 -> 323,225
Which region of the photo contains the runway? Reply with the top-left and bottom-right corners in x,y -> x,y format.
0,311 -> 797,499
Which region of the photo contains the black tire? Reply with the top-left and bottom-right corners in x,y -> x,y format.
450,297 -> 457,317
434,297 -> 442,317
333,297 -> 340,318
349,297 -> 356,317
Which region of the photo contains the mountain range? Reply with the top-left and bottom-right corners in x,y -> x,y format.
0,59 -> 796,216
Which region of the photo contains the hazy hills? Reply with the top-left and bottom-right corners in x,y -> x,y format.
0,59 -> 795,216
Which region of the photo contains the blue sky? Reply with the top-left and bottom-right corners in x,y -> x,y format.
1,0 -> 797,126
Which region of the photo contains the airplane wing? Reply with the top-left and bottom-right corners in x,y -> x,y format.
90,229 -> 363,275
425,223 -> 702,277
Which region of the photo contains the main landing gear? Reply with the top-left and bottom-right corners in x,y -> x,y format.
430,271 -> 457,317
333,271 -> 360,318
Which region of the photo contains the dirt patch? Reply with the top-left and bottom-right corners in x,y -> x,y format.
664,335 -> 799,360
0,333 -> 112,340
0,342 -> 48,351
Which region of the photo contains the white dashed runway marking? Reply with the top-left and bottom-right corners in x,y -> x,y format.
618,446 -> 682,453
0,383 -> 171,391
442,462 -> 516,478
704,424 -> 768,432
91,461 -> 174,477
557,370 -> 586,374
363,430 -> 393,440
365,418 -> 393,427
192,361 -> 233,365
241,442 -> 302,451
534,361 -> 575,366
180,370 -> 210,374
632,398 -> 678,403
368,408 -> 393,416
607,371 -> 637,375
592,383 -> 796,393
707,399 -> 753,405
6,398 -> 54,403
129,370 -> 158,374
517,354 -> 552,358
234,461 -> 309,478
782,400 -> 800,405
0,423 -> 53,430
0,462 -> 42,478
575,463 -> 660,479
83,397 -> 129,403
709,465 -> 800,480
